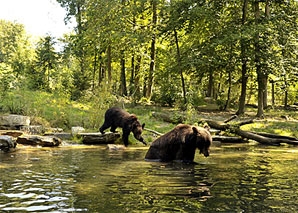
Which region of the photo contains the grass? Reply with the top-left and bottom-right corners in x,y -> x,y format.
0,89 -> 111,131
1,89 -> 297,141
241,120 -> 298,138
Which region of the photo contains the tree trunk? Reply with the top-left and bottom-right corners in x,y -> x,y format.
134,55 -> 142,98
120,51 -> 127,96
92,48 -> 97,90
285,83 -> 288,107
47,66 -> 50,92
257,73 -> 265,117
98,62 -> 103,86
254,0 -> 264,118
203,119 -> 298,146
174,29 -> 187,104
216,71 -> 223,100
265,0 -> 270,17
129,54 -> 135,96
237,0 -> 249,115
263,1 -> 270,109
146,0 -> 157,98
143,77 -> 147,97
271,80 -> 275,106
76,2 -> 86,87
207,69 -> 213,97
107,45 -> 112,83
224,69 -> 232,110
263,74 -> 268,108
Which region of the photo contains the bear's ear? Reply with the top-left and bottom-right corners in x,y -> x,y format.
192,126 -> 199,135
130,114 -> 137,121
203,124 -> 210,132
142,123 -> 145,129
192,126 -> 201,136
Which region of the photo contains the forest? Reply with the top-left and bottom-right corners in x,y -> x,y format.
1,1 -> 298,211
0,0 -> 298,129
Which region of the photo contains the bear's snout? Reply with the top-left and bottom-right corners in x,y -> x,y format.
200,149 -> 210,157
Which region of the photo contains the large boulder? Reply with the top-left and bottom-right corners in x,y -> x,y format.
44,132 -> 73,140
0,114 -> 30,130
45,127 -> 63,133
80,132 -> 121,145
16,135 -> 62,147
20,125 -> 45,135
0,136 -> 17,152
71,126 -> 85,135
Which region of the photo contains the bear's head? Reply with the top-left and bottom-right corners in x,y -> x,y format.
129,114 -> 146,145
192,126 -> 212,157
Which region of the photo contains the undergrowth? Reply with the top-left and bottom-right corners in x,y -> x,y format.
0,89 -> 297,140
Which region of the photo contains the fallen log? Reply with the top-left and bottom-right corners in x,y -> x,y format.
212,135 -> 248,143
249,131 -> 298,141
204,120 -> 298,146
144,128 -> 163,136
224,115 -> 238,123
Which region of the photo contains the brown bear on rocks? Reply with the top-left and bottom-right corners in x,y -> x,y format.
145,124 -> 212,163
99,107 -> 146,146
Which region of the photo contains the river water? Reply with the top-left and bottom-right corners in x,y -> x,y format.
1,143 -> 298,212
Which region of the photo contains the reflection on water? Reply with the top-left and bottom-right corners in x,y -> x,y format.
1,144 -> 298,212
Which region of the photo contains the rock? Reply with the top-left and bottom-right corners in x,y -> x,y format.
44,133 -> 73,140
45,127 -> 64,133
20,125 -> 45,135
151,111 -> 185,124
16,135 -> 62,147
0,130 -> 23,137
0,114 -> 30,130
79,132 -> 121,145
0,136 -> 17,152
107,144 -> 126,151
71,126 -> 85,135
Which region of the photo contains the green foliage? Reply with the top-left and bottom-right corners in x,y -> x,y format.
33,35 -> 59,91
1,0 -> 298,120
0,88 -> 117,130
0,63 -> 16,94
0,20 -> 35,92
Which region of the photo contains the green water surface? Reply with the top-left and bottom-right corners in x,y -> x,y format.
1,143 -> 298,212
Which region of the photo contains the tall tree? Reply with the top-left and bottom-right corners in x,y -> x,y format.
0,20 -> 34,80
174,29 -> 187,104
57,0 -> 89,99
35,35 -> 58,91
120,50 -> 128,96
254,0 -> 265,117
146,0 -> 157,98
237,0 -> 249,115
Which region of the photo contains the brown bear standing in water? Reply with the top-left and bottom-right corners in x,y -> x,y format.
145,124 -> 212,163
99,107 -> 146,146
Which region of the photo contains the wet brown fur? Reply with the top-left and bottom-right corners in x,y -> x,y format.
145,124 -> 212,162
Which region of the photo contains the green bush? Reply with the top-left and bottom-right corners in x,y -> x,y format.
0,87 -> 118,131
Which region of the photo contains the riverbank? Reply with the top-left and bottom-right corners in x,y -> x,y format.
0,89 -> 297,146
